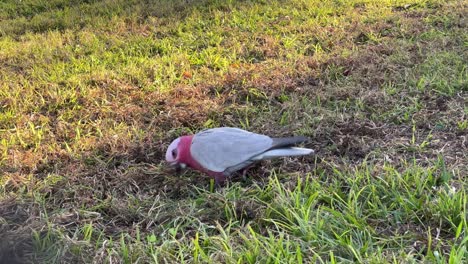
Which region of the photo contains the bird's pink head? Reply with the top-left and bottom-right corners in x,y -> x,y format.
165,135 -> 194,171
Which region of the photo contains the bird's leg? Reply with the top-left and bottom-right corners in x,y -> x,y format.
214,174 -> 228,188
240,164 -> 255,181
242,168 -> 248,181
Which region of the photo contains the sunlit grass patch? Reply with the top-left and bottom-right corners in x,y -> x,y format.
0,0 -> 467,262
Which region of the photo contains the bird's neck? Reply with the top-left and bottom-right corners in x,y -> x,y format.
178,135 -> 201,170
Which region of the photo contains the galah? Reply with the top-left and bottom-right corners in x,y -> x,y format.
165,127 -> 314,184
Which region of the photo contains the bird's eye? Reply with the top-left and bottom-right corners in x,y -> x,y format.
171,149 -> 177,158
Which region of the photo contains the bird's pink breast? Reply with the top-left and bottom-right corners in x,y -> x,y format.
178,135 -> 227,183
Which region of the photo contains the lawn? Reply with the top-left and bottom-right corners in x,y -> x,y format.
0,0 -> 466,263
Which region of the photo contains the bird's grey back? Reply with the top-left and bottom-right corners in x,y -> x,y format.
190,127 -> 273,173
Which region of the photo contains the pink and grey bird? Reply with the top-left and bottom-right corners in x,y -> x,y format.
165,127 -> 314,183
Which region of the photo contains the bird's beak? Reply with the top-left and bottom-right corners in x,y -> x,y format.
169,162 -> 186,173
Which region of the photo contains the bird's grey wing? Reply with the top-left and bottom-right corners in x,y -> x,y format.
190,127 -> 273,173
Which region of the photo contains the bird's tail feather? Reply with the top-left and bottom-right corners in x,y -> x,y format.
270,136 -> 309,149
252,147 -> 314,160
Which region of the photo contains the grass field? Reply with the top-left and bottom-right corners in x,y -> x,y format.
0,0 -> 467,263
